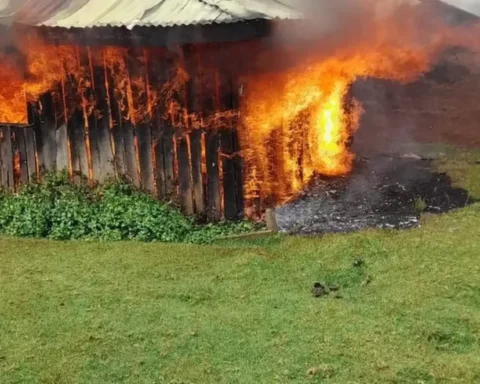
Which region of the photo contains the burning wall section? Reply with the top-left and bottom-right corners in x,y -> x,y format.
0,4 -> 478,220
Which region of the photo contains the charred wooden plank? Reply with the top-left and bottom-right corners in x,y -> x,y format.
190,129 -> 204,214
50,84 -> 69,174
232,128 -> 244,218
136,124 -> 154,193
0,126 -> 14,189
176,133 -> 194,215
12,127 -> 28,185
184,46 -> 205,215
152,122 -> 166,199
24,126 -> 36,182
219,129 -> 238,220
121,120 -> 139,187
67,108 -> 88,179
63,68 -> 89,181
145,48 -> 168,199
162,125 -> 176,199
34,93 -> 57,173
104,64 -> 126,177
127,47 -> 154,192
90,51 -> 115,182
218,75 -> 240,220
205,130 -> 221,220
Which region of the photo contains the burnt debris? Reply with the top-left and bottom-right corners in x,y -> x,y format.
277,156 -> 475,235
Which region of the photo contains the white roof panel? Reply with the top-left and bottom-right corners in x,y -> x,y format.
0,0 -> 302,28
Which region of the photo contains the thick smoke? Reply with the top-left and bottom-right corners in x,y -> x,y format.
263,0 -> 480,210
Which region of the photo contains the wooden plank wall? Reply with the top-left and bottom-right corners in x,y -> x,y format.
0,46 -> 244,221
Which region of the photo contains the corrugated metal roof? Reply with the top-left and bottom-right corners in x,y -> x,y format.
0,0 -> 303,29
440,0 -> 480,16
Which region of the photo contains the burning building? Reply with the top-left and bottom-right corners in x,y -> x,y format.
0,0 -> 478,222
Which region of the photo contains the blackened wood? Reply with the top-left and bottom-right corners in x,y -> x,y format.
104,51 -> 139,186
0,126 -> 14,189
219,129 -> 238,220
55,122 -> 68,172
232,129 -> 244,218
13,127 -> 28,185
152,122 -> 166,199
176,134 -> 194,215
64,72 -> 88,179
67,109 -> 88,178
24,127 -> 36,182
78,48 -> 95,182
162,125 -> 175,199
218,75 -> 239,220
136,124 -> 155,193
205,131 -> 221,220
185,46 -> 205,214
121,120 -> 139,187
52,86 -> 69,173
190,130 -> 204,214
145,49 -> 168,199
91,59 -> 115,182
127,47 -> 154,192
105,66 -> 126,177
39,20 -> 272,47
35,93 -> 57,172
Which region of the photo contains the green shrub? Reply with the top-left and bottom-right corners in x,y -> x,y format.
0,172 -> 257,244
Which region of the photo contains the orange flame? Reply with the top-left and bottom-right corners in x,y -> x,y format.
0,4 -> 477,214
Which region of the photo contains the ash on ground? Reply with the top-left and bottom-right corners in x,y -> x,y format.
276,156 -> 474,235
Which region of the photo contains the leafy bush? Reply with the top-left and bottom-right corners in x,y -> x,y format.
0,172 -> 257,244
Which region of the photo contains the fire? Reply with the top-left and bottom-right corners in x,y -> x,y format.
0,1 -> 476,215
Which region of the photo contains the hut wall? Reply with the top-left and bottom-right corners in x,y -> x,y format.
0,42 -> 244,221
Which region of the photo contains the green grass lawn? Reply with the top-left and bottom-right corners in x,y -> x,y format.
1,147 -> 480,384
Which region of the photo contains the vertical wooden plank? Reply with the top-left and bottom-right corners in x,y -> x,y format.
53,83 -> 69,173
78,47 -> 95,183
219,128 -> 238,220
90,49 -> 115,182
205,130 -> 221,220
102,47 -> 138,186
128,47 -> 155,193
0,126 -> 14,190
33,93 -> 57,174
190,130 -> 204,214
64,69 -> 88,180
145,48 -> 167,199
232,128 -> 244,219
185,46 -> 205,215
163,125 -> 176,199
121,120 -> 139,187
41,93 -> 57,172
24,127 -> 36,182
13,128 -> 28,185
218,75 -> 240,220
104,61 -> 126,177
176,134 -> 194,215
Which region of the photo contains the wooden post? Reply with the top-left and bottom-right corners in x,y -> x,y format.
24,127 -> 36,182
53,82 -> 69,173
128,47 -> 155,193
185,46 -> 205,215
205,130 -> 221,220
33,93 -> 57,174
176,133 -> 194,215
12,127 -> 28,185
0,126 -> 14,190
89,48 -> 115,182
104,56 -> 126,177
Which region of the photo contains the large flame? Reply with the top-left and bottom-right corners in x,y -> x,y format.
0,1 -> 476,215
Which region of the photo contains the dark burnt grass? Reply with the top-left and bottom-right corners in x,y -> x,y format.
276,156 -> 475,234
